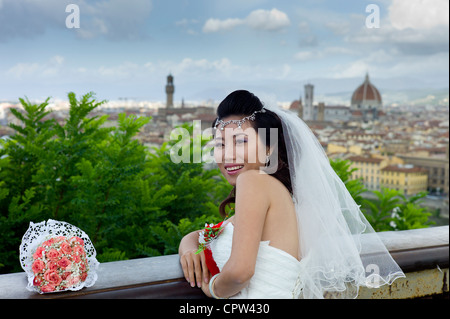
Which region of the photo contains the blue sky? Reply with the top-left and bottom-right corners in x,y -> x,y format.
0,0 -> 448,103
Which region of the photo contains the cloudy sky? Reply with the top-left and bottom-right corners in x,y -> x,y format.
0,0 -> 448,103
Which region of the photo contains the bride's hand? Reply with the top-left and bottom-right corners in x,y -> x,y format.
201,273 -> 212,298
180,248 -> 210,288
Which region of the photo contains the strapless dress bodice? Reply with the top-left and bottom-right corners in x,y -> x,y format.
210,222 -> 304,299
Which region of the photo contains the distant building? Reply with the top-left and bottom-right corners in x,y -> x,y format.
398,145 -> 449,195
348,154 -> 431,196
350,73 -> 383,122
157,74 -> 216,134
303,84 -> 314,121
293,73 -> 385,123
380,164 -> 428,196
289,99 -> 302,118
165,74 -> 175,109
322,105 -> 350,122
348,155 -> 388,192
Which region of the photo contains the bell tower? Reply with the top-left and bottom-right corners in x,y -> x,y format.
303,83 -> 314,121
166,74 -> 174,108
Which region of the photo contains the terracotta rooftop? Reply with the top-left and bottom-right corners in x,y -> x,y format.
289,100 -> 301,110
348,156 -> 385,163
381,165 -> 428,174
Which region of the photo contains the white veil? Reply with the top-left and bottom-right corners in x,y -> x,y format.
263,104 -> 405,299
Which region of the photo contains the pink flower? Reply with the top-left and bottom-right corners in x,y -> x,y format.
66,275 -> 80,287
43,238 -> 55,247
70,236 -> 84,246
41,284 -> 55,293
79,262 -> 87,272
46,248 -> 61,261
71,254 -> 81,263
73,245 -> 86,256
47,261 -> 58,272
31,260 -> 45,274
55,236 -> 66,242
57,257 -> 71,270
61,272 -> 71,280
59,241 -> 72,255
33,276 -> 43,286
33,246 -> 45,259
44,270 -> 62,286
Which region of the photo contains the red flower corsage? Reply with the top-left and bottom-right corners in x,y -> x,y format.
196,221 -> 225,276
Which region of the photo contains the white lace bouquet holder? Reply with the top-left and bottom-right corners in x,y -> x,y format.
19,219 -> 99,294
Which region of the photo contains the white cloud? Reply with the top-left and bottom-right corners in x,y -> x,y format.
345,22 -> 448,56
294,46 -> 357,61
324,47 -> 357,55
389,0 -> 449,30
203,18 -> 244,33
6,62 -> 41,79
246,8 -> 290,31
341,1 -> 449,58
329,50 -> 448,81
329,60 -> 373,79
378,51 -> 449,79
278,64 -> 291,79
6,55 -> 65,79
97,61 -> 139,78
294,51 -> 317,61
202,8 -> 290,33
177,57 -> 234,75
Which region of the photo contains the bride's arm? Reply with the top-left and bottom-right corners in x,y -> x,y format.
209,170 -> 270,298
179,230 -> 209,288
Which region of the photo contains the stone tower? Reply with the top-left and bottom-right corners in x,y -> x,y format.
303,83 -> 314,121
166,74 -> 174,108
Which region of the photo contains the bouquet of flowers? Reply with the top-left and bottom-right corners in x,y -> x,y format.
196,221 -> 225,276
20,219 -> 99,294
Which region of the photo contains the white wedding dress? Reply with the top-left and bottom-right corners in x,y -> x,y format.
210,222 -> 304,299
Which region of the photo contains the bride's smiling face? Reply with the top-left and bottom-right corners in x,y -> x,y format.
214,115 -> 267,186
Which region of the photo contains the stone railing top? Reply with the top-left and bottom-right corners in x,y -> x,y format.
0,225 -> 448,299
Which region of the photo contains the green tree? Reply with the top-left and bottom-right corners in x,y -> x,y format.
330,159 -> 434,232
388,191 -> 434,231
0,92 -> 228,273
361,188 -> 434,232
330,158 -> 367,204
361,188 -> 404,231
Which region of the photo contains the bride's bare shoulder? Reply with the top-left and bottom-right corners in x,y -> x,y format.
235,169 -> 281,193
236,169 -> 270,185
236,170 -> 292,209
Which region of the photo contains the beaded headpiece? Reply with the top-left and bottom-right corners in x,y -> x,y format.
213,108 -> 266,131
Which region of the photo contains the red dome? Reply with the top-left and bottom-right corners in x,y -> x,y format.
351,73 -> 382,105
289,100 -> 301,110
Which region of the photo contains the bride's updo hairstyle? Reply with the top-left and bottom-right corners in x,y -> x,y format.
213,90 -> 291,217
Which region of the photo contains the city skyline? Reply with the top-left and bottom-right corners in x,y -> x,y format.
0,0 -> 448,103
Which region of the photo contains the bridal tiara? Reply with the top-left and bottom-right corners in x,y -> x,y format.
213,108 -> 266,130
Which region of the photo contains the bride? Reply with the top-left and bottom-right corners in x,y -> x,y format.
178,90 -> 404,299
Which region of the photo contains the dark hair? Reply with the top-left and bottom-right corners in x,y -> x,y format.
213,90 -> 292,217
